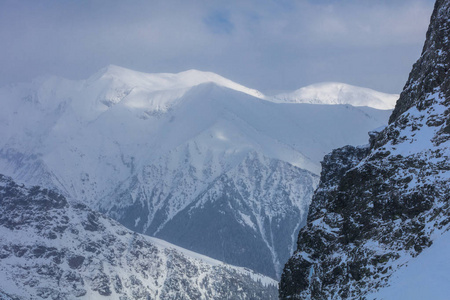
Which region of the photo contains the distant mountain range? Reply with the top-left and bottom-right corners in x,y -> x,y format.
0,65 -> 395,278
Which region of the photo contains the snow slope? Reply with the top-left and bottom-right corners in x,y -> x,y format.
367,230 -> 450,300
273,82 -> 399,110
0,174 -> 277,299
0,66 -> 392,278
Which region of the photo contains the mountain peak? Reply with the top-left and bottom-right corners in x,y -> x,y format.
273,82 -> 399,110
87,65 -> 266,100
0,61 -> 393,280
88,64 -> 138,81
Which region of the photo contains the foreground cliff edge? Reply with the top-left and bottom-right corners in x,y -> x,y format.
280,0 -> 450,298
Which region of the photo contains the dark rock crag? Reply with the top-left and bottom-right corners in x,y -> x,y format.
280,0 -> 450,298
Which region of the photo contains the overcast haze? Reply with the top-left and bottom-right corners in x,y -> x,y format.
0,0 -> 435,94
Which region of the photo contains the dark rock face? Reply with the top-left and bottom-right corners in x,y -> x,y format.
0,174 -> 278,299
390,0 -> 450,124
280,1 -> 450,299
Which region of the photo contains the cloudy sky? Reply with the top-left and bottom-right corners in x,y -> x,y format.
0,0 -> 435,94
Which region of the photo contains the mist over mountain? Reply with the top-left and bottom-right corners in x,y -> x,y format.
0,66 -> 394,279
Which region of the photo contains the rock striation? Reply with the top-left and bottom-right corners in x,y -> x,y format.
280,0 -> 450,298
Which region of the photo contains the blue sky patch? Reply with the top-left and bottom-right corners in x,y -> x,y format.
203,10 -> 234,35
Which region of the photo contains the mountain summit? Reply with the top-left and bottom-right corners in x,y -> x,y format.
273,82 -> 398,110
89,65 -> 266,100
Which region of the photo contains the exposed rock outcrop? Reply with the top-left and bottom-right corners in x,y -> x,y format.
280,0 -> 450,298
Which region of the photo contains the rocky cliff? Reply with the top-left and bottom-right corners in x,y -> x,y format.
280,0 -> 450,298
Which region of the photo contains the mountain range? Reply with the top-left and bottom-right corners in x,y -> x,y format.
0,65 -> 396,279
1,0 -> 447,298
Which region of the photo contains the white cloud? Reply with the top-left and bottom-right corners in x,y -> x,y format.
0,0 -> 435,93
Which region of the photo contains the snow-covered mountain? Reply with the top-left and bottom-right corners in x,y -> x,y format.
0,65 -> 392,278
0,174 -> 277,299
280,0 -> 450,298
273,82 -> 399,110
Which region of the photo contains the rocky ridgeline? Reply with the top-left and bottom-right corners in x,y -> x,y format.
0,174 -> 277,300
280,0 -> 450,298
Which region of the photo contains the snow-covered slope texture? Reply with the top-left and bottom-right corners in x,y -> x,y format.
366,229 -> 450,300
273,82 -> 398,110
280,0 -> 450,298
0,174 -> 278,300
0,65 -> 391,279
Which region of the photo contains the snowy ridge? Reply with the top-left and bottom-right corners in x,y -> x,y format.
148,235 -> 277,287
273,82 -> 399,110
87,65 -> 266,111
0,174 -> 277,299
